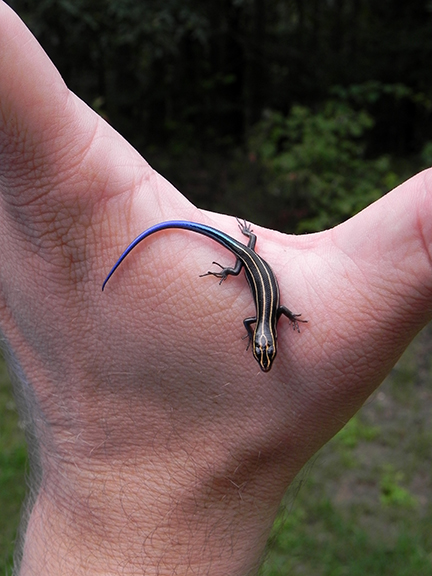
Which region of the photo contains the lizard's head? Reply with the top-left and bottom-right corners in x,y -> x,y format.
253,333 -> 277,372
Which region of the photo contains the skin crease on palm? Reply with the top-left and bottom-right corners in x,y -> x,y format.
1,2 -> 432,575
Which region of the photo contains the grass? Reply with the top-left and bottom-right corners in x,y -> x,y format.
0,361 -> 27,574
1,326 -> 432,575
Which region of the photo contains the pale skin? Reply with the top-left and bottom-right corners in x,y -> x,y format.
1,3 -> 432,575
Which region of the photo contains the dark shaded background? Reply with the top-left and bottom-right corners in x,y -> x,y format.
6,0 -> 432,230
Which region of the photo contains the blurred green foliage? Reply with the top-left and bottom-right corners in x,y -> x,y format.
6,1 -> 432,231
380,465 -> 418,509
247,81 -> 432,231
8,0 -> 432,155
248,99 -> 396,231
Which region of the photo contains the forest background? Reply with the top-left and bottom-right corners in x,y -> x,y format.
7,0 -> 432,231
1,1 -> 432,574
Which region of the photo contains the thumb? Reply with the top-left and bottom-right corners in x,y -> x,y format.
300,168 -> 432,412
334,169 -> 432,325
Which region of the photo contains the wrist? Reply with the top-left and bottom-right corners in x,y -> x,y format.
19,408 -> 291,576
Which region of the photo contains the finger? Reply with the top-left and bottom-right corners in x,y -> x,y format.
333,169 -> 432,323
0,4 -> 191,294
291,170 -> 432,417
0,4 -> 148,240
0,1 -> 98,251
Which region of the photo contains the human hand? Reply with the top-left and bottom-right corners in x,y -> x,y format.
1,3 -> 431,575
